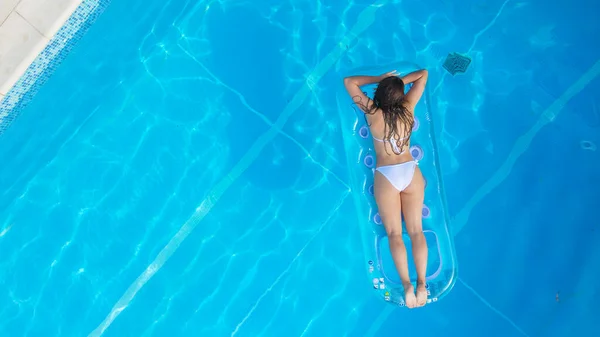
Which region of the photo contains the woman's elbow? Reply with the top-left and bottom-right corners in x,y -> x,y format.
343,77 -> 354,88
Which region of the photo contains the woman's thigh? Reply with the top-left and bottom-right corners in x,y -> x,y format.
374,171 -> 402,235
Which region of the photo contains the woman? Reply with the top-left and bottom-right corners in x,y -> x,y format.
343,69 -> 429,308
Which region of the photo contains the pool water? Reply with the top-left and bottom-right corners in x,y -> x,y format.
1,0 -> 599,336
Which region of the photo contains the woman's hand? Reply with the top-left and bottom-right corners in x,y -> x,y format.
379,70 -> 400,80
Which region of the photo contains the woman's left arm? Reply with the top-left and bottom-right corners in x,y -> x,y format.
343,71 -> 398,113
343,75 -> 382,88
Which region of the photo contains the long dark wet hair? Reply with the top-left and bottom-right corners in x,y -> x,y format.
356,76 -> 413,155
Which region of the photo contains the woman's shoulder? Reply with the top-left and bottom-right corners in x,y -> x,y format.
364,106 -> 383,123
401,101 -> 416,114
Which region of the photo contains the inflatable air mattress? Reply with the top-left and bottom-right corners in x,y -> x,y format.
337,62 -> 457,306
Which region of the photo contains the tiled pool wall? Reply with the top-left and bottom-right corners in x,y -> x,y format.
0,0 -> 110,136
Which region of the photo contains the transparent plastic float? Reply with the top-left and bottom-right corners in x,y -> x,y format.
337,62 -> 457,306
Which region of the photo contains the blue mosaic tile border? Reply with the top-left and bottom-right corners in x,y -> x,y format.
0,0 -> 111,137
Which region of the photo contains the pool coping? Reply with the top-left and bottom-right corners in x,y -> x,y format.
0,0 -> 111,137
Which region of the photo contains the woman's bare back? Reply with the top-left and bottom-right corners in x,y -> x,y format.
368,107 -> 415,167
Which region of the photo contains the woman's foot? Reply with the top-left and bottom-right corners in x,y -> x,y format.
403,282 -> 417,308
416,282 -> 427,307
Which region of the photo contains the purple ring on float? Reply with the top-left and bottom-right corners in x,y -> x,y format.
410,145 -> 424,161
422,204 -> 431,219
412,116 -> 420,132
374,213 -> 383,225
364,154 -> 375,168
359,125 -> 369,139
368,184 -> 374,195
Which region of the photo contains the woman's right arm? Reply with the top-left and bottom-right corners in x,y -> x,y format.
402,69 -> 428,108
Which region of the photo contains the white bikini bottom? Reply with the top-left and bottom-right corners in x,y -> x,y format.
375,161 -> 418,192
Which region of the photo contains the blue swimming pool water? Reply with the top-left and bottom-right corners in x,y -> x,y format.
0,0 -> 599,336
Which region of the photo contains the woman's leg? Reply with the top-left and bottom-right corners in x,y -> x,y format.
401,166 -> 428,306
374,171 -> 417,308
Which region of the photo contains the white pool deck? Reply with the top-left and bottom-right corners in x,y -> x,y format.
0,0 -> 82,97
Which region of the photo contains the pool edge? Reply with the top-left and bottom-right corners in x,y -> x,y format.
0,0 -> 111,137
